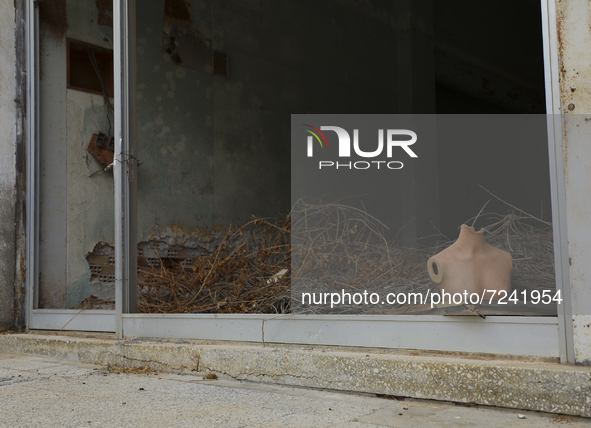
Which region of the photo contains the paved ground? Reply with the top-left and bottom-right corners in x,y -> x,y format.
0,353 -> 588,428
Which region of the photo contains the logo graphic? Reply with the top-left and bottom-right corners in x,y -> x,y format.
302,124 -> 329,156
303,125 -> 418,170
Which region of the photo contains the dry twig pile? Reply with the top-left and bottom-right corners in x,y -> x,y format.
291,202 -> 555,313
137,217 -> 291,314
78,202 -> 555,315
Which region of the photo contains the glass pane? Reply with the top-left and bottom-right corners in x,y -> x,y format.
290,114 -> 555,315
38,0 -> 115,309
132,0 -> 554,316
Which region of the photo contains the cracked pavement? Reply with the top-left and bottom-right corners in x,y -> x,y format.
0,353 -> 588,428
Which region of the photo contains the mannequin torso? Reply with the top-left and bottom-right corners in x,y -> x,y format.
427,225 -> 512,299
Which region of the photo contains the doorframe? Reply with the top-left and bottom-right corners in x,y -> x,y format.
24,0 -> 117,333
113,0 -> 138,339
25,0 -> 38,329
540,0 -> 575,363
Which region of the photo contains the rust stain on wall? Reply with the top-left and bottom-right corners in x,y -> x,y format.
96,0 -> 113,27
39,0 -> 67,42
556,5 -> 568,101
164,0 -> 192,24
98,13 -> 113,27
213,51 -> 228,77
95,0 -> 113,13
162,0 -> 228,77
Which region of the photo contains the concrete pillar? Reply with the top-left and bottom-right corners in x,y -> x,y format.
0,2 -> 17,330
554,0 -> 591,363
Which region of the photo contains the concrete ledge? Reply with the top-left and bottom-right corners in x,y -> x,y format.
1,333 -> 589,417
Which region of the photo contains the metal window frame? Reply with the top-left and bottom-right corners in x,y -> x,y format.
24,0 -> 117,333
29,309 -> 115,332
540,0 -> 575,363
121,314 -> 560,358
114,0 -> 137,339
25,0 -> 573,361
25,0 -> 38,327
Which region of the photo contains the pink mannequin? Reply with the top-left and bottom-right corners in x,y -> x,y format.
427,224 -> 512,299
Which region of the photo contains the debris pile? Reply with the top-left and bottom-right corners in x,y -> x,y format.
291,202 -> 555,314
76,202 -> 555,315
137,217 -> 291,314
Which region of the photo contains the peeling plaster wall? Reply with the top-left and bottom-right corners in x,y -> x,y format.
64,89 -> 115,307
39,0 -> 114,308
555,0 -> 591,364
0,2 -> 17,329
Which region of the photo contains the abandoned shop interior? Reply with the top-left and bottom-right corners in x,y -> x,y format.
28,0 -> 566,360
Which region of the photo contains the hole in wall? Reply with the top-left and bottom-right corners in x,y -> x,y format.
67,39 -> 114,97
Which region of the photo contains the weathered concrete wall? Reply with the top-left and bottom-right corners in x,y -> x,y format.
0,2 -> 17,329
135,0 -> 215,239
555,0 -> 591,364
136,0 -> 437,242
